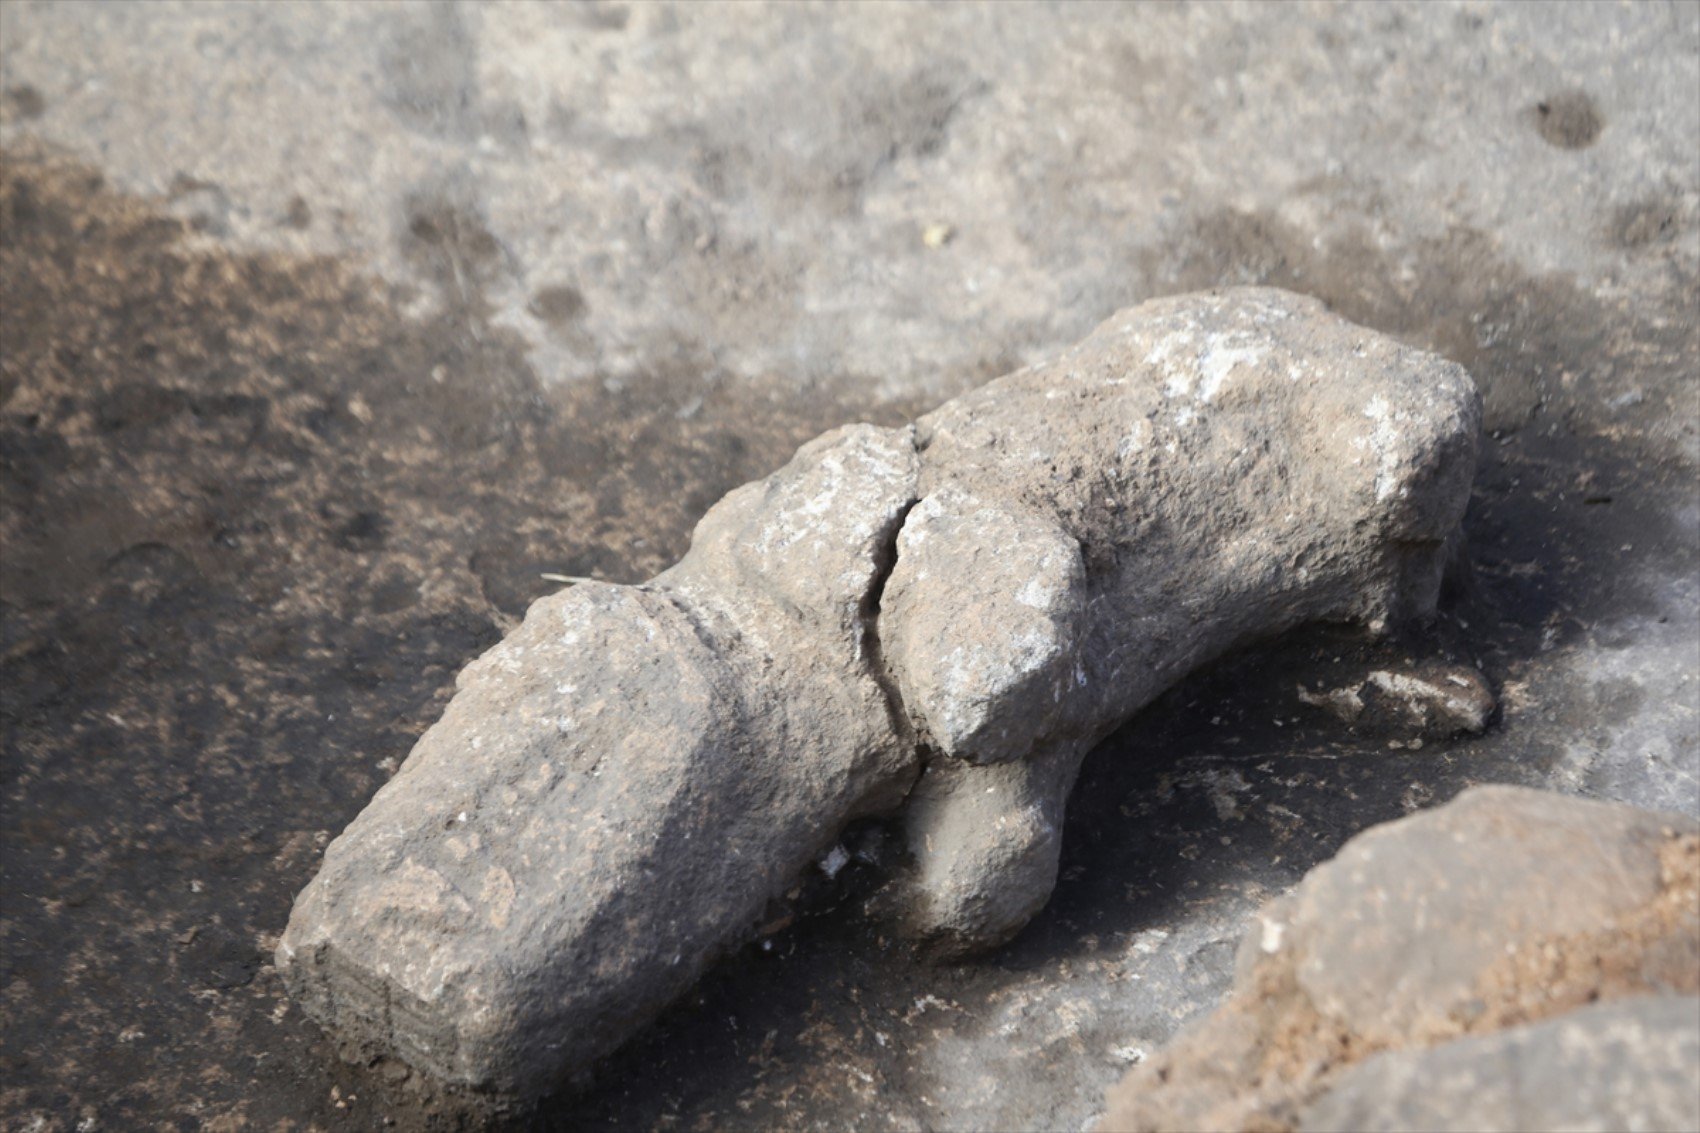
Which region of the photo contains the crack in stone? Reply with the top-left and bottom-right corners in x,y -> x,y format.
860,494 -> 922,760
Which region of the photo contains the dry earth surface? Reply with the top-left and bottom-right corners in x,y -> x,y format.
2,2 -> 1696,1130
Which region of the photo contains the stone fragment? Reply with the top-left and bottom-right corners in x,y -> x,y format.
1299,995 -> 1700,1133
1297,662 -> 1495,738
279,288 -> 1484,1100
1098,786 -> 1700,1132
1364,666 -> 1494,732
1282,785 -> 1680,1045
278,424 -> 923,1099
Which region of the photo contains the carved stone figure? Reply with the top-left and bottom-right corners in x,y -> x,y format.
277,288 -> 1482,1100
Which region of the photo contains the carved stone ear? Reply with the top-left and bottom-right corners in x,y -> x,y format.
880,486 -> 1088,766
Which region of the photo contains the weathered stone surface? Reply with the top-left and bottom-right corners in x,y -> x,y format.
887,289 -> 1482,951
883,486 -> 1088,768
1282,784 -> 1681,1045
1299,994 -> 1700,1133
277,286 -> 1481,1098
1098,786 -> 1700,1132
278,425 -> 922,1098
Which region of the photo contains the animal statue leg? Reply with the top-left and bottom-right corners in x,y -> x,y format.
898,741 -> 1088,955
874,487 -> 1092,952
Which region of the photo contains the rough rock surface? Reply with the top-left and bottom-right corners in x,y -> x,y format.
277,287 -> 1481,1099
1098,785 -> 1700,1132
1300,995 -> 1700,1133
886,291 -> 1482,953
280,425 -> 923,1100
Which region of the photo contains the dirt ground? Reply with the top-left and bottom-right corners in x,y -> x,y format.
2,3 -> 1696,1130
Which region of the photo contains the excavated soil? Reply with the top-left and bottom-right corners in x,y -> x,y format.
2,16 -> 1696,1118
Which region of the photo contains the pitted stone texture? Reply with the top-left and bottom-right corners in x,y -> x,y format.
883,487 -> 1087,766
899,743 -> 1085,957
280,584 -> 741,1094
663,423 -> 921,658
907,288 -> 1481,742
1281,785 -> 1679,1046
1299,995 -> 1700,1133
279,288 -> 1483,1099
279,427 -> 922,1098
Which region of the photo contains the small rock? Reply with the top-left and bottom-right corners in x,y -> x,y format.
921,222 -> 954,248
1298,662 -> 1494,739
1363,665 -> 1494,734
1296,682 -> 1364,723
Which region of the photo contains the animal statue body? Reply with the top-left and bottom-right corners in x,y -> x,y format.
277,288 -> 1481,1100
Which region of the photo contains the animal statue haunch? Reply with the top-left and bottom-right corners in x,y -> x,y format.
277,288 -> 1481,1101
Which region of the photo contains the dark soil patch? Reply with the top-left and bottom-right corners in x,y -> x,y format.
0,147 -> 914,1131
1531,89 -> 1604,150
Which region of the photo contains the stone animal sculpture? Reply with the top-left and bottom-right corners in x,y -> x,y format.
278,288 -> 1481,1102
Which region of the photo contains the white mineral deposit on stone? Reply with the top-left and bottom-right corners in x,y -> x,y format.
819,844 -> 851,879
1366,669 -> 1493,732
